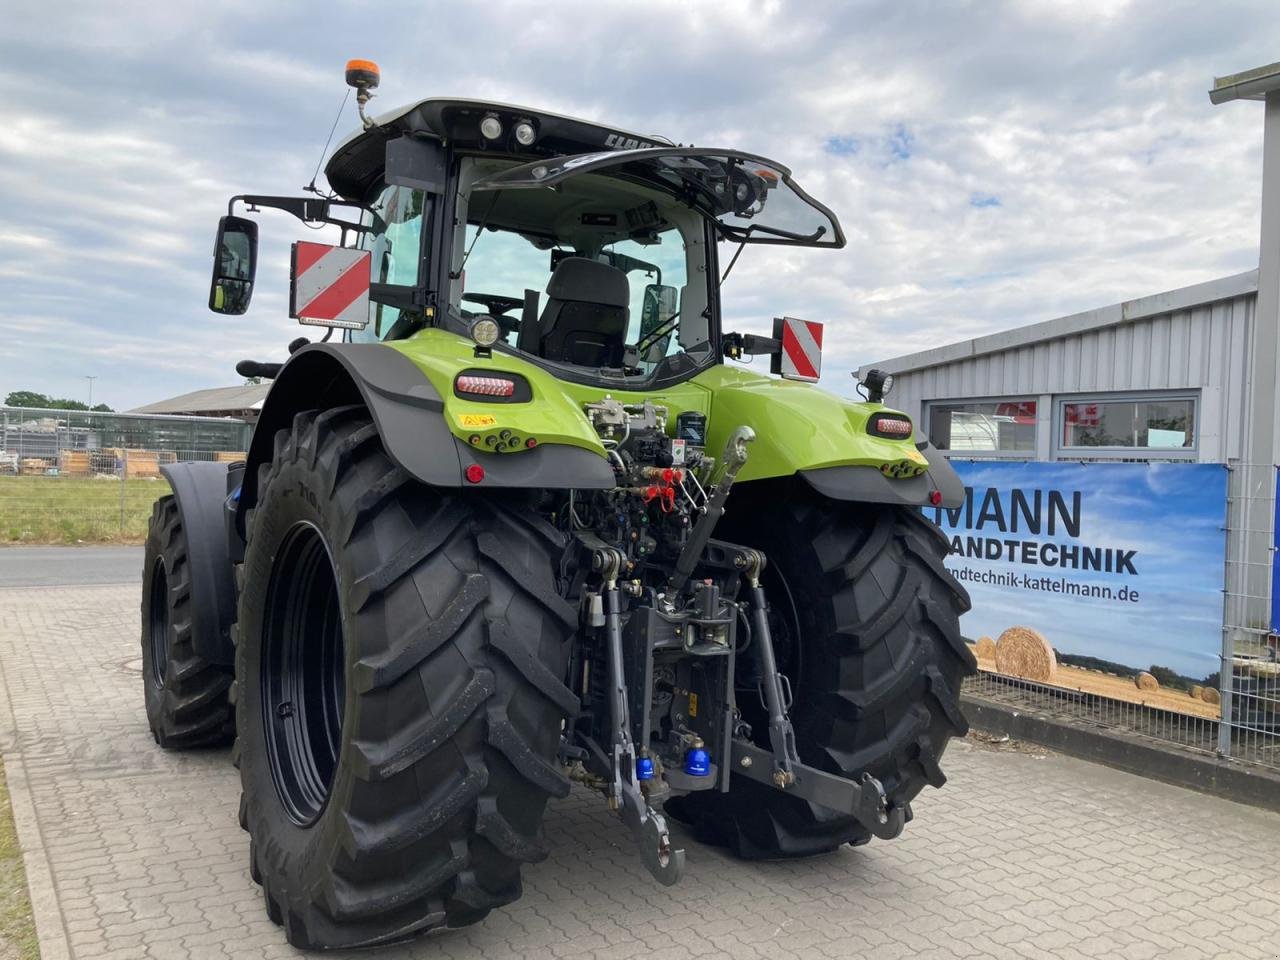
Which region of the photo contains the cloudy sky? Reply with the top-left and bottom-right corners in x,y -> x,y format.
1,0 -> 1276,410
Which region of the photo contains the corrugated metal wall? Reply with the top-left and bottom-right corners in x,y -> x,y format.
889,292 -> 1255,463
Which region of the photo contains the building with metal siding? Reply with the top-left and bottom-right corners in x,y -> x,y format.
858,270 -> 1257,466
859,269 -> 1276,760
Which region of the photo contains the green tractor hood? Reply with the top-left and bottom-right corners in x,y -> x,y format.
237,329 -> 961,519
379,329 -> 960,506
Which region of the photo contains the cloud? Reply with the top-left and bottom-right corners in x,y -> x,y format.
0,0 -> 1277,410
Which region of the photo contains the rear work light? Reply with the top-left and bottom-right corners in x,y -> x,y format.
868,413 -> 914,439
456,375 -> 515,398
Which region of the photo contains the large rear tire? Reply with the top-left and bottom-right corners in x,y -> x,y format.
234,407 -> 577,950
665,485 -> 974,858
140,496 -> 235,749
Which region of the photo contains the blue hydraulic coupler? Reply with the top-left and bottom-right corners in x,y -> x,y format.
684,741 -> 710,777
636,756 -> 655,780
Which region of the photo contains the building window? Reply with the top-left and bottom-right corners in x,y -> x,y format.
927,399 -> 1037,453
1059,395 -> 1196,451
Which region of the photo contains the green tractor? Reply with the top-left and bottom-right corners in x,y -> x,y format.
140,60 -> 974,950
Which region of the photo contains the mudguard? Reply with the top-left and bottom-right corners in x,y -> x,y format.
800,439 -> 965,508
236,342 -> 615,523
159,461 -> 239,666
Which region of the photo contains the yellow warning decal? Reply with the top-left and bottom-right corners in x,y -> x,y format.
688,692 -> 698,717
459,414 -> 497,428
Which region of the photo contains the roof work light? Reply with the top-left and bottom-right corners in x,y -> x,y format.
514,120 -> 538,146
859,368 -> 894,403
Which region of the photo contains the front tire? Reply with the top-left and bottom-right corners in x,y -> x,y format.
234,407 -> 578,950
665,485 -> 975,858
140,496 -> 235,749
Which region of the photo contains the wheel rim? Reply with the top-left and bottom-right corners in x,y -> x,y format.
261,521 -> 346,827
148,557 -> 169,684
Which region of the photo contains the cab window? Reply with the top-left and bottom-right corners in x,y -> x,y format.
451,158 -> 705,379
350,182 -> 427,343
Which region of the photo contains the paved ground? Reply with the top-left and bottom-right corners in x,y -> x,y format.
2,576 -> 1280,958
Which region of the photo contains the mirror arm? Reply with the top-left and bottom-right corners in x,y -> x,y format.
369,283 -> 428,312
723,332 -> 781,360
228,195 -> 369,236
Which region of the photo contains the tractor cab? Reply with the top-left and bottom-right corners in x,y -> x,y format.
211,71 -> 844,389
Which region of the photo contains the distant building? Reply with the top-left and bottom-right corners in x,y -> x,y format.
129,384 -> 269,421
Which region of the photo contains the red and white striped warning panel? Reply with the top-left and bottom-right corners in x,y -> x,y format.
771,316 -> 823,382
289,242 -> 372,329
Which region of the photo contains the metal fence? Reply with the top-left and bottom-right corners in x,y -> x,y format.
1217,459 -> 1280,768
1,407 -> 251,542
963,667 -> 1280,770
1,406 -> 251,464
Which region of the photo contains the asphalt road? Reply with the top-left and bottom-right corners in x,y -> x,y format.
0,545 -> 143,587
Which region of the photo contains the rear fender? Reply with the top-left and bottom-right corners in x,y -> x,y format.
159,461 -> 239,665
696,366 -> 963,507
799,439 -> 965,508
237,343 -> 614,525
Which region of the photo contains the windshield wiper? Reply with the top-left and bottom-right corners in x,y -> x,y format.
631,310 -> 682,362
720,222 -> 827,244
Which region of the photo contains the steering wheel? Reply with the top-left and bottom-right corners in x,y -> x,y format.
462,293 -> 523,316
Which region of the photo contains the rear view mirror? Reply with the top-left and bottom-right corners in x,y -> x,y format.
209,215 -> 258,315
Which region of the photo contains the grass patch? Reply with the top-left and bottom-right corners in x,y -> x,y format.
0,761 -> 38,960
0,476 -> 169,544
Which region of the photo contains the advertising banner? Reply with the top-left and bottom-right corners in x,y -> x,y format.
928,461 -> 1227,718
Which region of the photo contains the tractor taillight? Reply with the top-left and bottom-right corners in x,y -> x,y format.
868,413 -> 913,438
456,375 -> 515,398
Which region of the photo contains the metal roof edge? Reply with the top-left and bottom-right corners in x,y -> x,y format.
1210,61 -> 1280,104
4,405 -> 247,423
857,269 -> 1259,378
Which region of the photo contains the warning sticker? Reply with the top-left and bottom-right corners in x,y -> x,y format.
459,414 -> 497,428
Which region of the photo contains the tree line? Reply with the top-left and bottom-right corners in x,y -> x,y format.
4,391 -> 113,412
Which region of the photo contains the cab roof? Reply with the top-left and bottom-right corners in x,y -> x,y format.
323,97 -> 673,201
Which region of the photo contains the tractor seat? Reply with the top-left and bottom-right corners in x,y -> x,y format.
529,257 -> 629,367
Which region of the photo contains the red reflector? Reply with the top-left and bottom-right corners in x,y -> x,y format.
457,375 -> 515,397
525,437 -> 538,448
873,416 -> 913,437
929,490 -> 943,507
465,464 -> 485,484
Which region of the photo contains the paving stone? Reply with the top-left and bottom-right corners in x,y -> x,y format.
3,583 -> 1280,959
